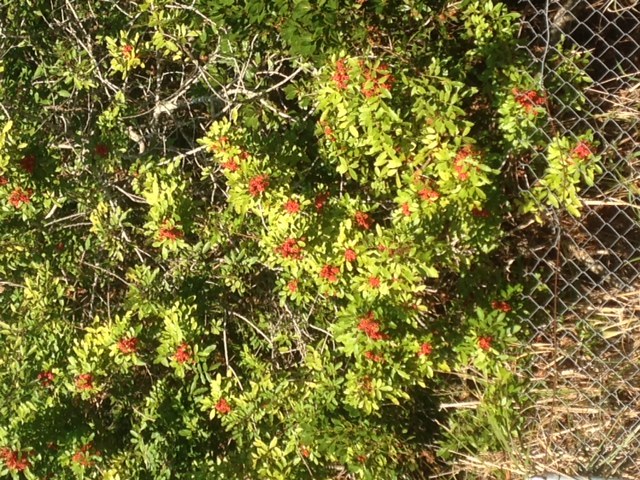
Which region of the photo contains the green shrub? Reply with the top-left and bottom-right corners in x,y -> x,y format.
0,1 -> 598,478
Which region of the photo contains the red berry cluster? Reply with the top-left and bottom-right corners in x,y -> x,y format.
117,337 -> 139,354
173,342 -> 192,364
320,264 -> 340,282
215,398 -> 232,415
364,350 -> 384,362
75,373 -> 94,391
248,174 -> 269,197
277,238 -> 303,260
220,146 -> 248,172
417,342 -> 433,357
38,370 -> 55,387
72,443 -> 99,467
158,223 -> 183,242
344,248 -> 357,263
323,124 -> 336,142
354,211 -> 373,229
314,191 -> 330,211
478,336 -> 492,351
357,312 -> 387,341
222,158 -> 239,172
472,207 -> 490,218
0,448 -> 30,472
572,141 -> 592,160
20,155 -> 36,174
284,199 -> 301,214
491,300 -> 512,313
512,88 -> 545,115
332,59 -> 350,89
453,146 -> 474,181
361,64 -> 394,98
121,44 -> 134,58
9,187 -> 32,208
209,136 -> 229,153
418,188 -> 440,202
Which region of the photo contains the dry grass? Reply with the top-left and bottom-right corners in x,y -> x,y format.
519,284 -> 640,479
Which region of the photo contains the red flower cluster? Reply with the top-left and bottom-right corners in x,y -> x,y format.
360,376 -> 373,393
478,336 -> 492,351
122,44 -> 134,58
418,342 -> 433,357
222,159 -> 239,172
287,280 -> 298,293
117,337 -> 139,354
75,373 -> 94,391
320,264 -> 340,282
20,155 -> 36,174
72,444 -> 99,467
8,187 -> 32,208
38,370 -> 55,387
314,191 -> 330,211
0,448 -> 30,472
364,350 -> 384,362
573,141 -> 592,160
0,175 -> 8,186
354,211 -> 372,229
95,144 -> 109,157
323,125 -> 336,142
472,207 -> 490,218
332,59 -> 350,89
300,446 -> 311,458
276,238 -> 303,260
401,202 -> 411,216
513,88 -> 545,115
284,199 -> 301,214
248,174 -> 269,197
215,398 -> 232,415
491,300 -> 512,313
368,276 -> 380,288
454,147 -> 474,181
357,312 -> 387,341
344,248 -> 357,263
158,223 -> 183,242
174,342 -> 192,364
361,64 -> 394,98
419,188 -> 440,201
209,136 -> 229,153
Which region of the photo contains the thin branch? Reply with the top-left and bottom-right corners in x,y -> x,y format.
81,261 -> 132,287
231,311 -> 273,347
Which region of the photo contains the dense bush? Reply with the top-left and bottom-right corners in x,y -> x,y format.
0,1 -> 599,478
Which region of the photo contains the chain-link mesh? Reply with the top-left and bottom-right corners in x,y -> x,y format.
511,1 -> 640,478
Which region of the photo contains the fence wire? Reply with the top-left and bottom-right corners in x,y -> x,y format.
512,1 -> 640,478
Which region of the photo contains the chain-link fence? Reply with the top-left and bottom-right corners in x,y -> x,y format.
511,1 -> 640,478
